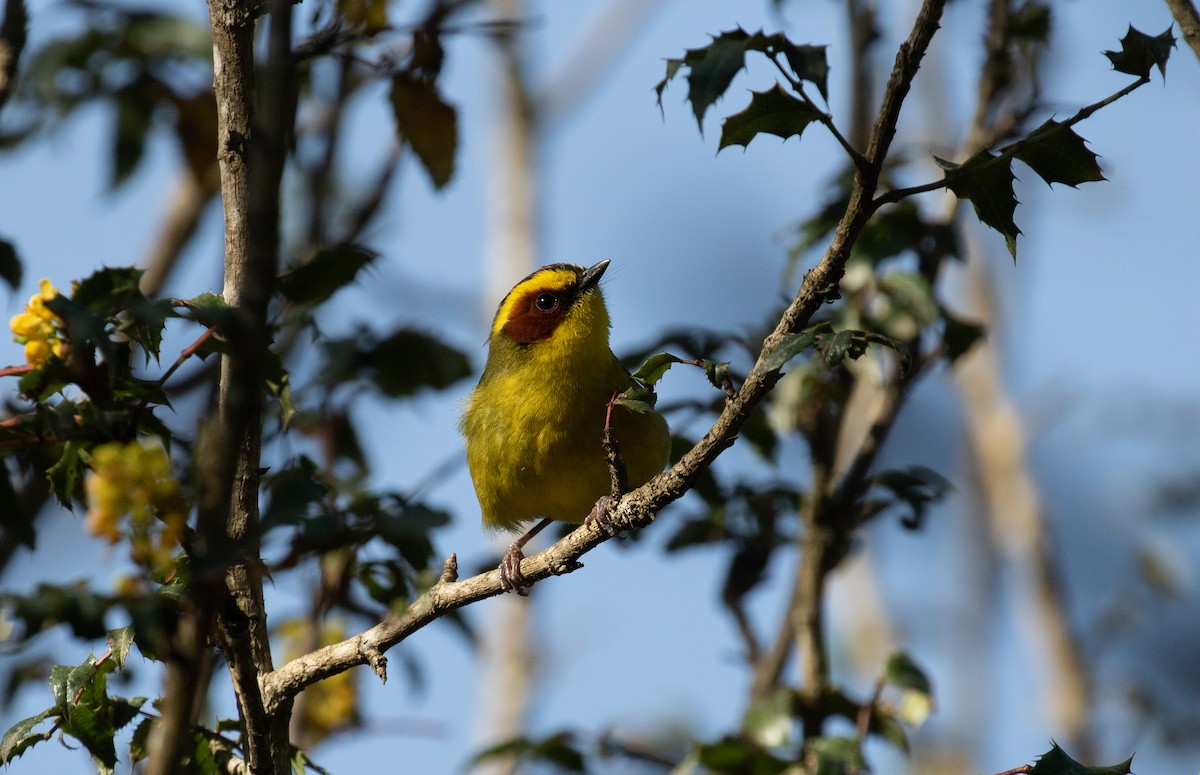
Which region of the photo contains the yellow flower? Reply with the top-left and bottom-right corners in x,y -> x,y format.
84,440 -> 188,574
10,278 -> 65,367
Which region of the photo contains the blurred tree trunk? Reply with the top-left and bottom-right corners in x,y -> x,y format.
472,2 -> 538,772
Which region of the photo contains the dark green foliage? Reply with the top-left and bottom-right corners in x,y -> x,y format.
757,322 -> 909,376
0,237 -> 22,290
866,466 -> 951,530
804,736 -> 866,775
1031,742 -> 1134,775
278,244 -> 379,306
940,306 -> 986,363
719,84 -> 821,151
884,652 -> 932,696
1,650 -> 148,773
16,7 -> 212,189
1104,25 -> 1176,79
1011,119 -> 1105,188
319,326 -> 470,398
472,731 -> 587,773
697,735 -> 792,774
935,149 -> 1020,257
655,28 -> 829,132
390,72 -> 458,189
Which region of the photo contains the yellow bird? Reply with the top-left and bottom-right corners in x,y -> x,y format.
460,260 -> 671,592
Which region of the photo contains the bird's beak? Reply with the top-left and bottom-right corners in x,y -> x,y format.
578,260 -> 610,293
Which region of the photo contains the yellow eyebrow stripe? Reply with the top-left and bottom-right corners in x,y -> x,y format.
490,266 -> 580,338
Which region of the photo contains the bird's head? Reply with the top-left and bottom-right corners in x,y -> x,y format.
488,260 -> 612,357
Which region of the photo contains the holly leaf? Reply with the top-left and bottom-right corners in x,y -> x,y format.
390,72 -> 458,189
762,36 -> 829,100
0,708 -> 55,765
182,291 -> 231,330
936,150 -> 1019,258
719,83 -> 821,151
106,626 -> 136,668
755,323 -> 829,374
47,440 -> 84,509
1010,119 -> 1104,188
278,243 -> 378,305
1104,25 -> 1175,79
682,28 -> 754,131
1030,742 -> 1133,775
631,352 -> 683,386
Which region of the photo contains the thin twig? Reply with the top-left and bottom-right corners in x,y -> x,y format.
769,54 -> 870,173
876,73 -> 1152,208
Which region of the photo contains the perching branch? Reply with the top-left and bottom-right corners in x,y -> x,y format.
260,0 -> 949,715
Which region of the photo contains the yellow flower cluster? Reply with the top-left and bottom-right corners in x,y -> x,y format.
85,440 -> 188,575
9,278 -> 66,367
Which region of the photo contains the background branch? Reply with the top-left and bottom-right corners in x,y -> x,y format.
1164,0 -> 1200,62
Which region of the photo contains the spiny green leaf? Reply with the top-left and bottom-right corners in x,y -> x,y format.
106,626 -> 136,668
128,717 -> 154,763
936,150 -> 1020,258
390,72 -> 458,189
1104,25 -> 1175,79
1009,119 -> 1104,188
182,291 -> 231,329
756,323 -> 830,374
719,83 -> 821,151
1030,742 -> 1133,775
0,708 -> 55,764
653,58 -> 685,110
684,28 -> 754,131
47,440 -> 84,509
765,37 -> 829,100
631,351 -> 683,386
71,267 -> 144,311
0,237 -> 22,290
278,243 -> 379,305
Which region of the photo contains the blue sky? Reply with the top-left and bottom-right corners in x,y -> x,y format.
3,1 -> 1199,773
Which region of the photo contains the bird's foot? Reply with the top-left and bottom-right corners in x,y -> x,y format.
584,495 -> 618,537
499,542 -> 531,596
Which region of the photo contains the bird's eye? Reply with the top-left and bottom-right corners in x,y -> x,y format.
534,292 -> 558,312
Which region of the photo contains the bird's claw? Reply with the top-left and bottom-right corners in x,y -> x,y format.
584,495 -> 618,537
499,542 -> 531,596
